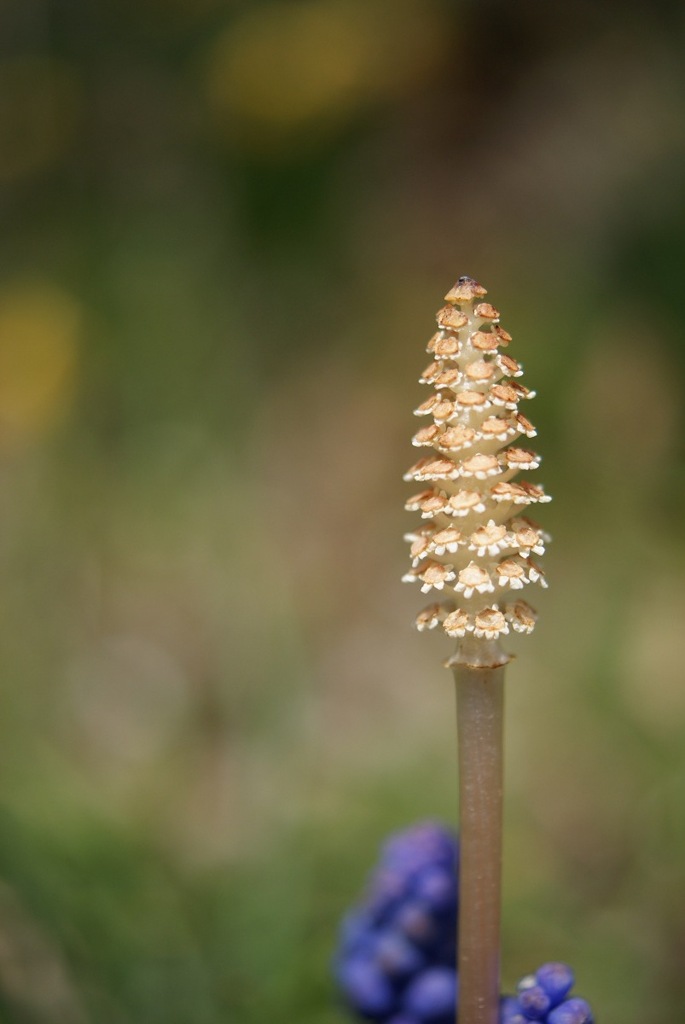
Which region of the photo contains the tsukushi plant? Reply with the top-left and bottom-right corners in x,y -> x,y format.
334,278 -> 595,1024
402,276 -> 550,1024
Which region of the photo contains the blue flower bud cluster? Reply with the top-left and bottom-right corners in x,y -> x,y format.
334,822 -> 594,1024
501,964 -> 594,1024
335,822 -> 458,1023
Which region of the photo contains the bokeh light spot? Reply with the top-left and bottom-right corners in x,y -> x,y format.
204,0 -> 450,154
0,281 -> 81,441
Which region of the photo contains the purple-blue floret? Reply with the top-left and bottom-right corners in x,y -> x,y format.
535,964 -> 575,1006
546,998 -> 594,1024
402,967 -> 457,1024
336,958 -> 396,1021
517,983 -> 552,1020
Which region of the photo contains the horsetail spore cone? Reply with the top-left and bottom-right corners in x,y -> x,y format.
403,275 -> 550,658
403,278 -> 550,1024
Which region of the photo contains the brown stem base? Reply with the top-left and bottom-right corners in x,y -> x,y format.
453,660 -> 505,1024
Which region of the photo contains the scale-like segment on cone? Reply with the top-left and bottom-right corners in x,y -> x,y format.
403,277 -> 550,645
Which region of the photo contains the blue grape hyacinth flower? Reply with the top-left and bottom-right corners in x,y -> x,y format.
335,822 -> 458,1023
334,822 -> 594,1024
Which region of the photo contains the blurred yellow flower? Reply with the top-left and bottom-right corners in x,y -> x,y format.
204,0 -> 450,154
0,281 -> 81,441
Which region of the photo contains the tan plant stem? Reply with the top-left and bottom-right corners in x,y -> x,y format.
452,652 -> 505,1024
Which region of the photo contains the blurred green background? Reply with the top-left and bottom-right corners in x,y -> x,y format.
0,0 -> 684,1020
